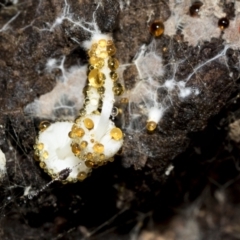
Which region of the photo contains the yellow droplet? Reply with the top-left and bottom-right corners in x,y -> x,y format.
89,57 -> 104,69
36,143 -> 44,150
71,143 -> 81,155
97,86 -> 105,95
79,109 -> 86,116
88,69 -> 105,88
110,128 -> 123,141
99,153 -> 105,160
39,162 -> 46,169
99,51 -> 108,58
98,39 -> 107,47
107,44 -> 116,56
110,71 -> 118,81
108,57 -> 119,71
85,160 -> 95,168
113,83 -> 124,96
72,126 -> 85,138
86,152 -> 93,160
68,131 -> 74,138
93,143 -> 104,153
146,121 -> 157,131
34,154 -> 40,161
42,151 -> 49,160
84,118 -> 94,130
77,171 -> 87,181
80,141 -> 88,148
90,139 -> 94,143
39,121 -> 51,132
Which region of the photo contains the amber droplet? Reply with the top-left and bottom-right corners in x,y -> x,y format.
84,118 -> 94,130
85,160 -> 95,168
218,17 -> 229,30
150,20 -> 164,37
98,39 -> 107,47
99,153 -> 105,160
39,121 -> 50,132
88,69 -> 105,88
89,57 -> 104,69
110,71 -> 118,81
113,83 -> 124,96
34,154 -> 40,161
108,57 -> 119,71
110,127 -> 123,140
107,44 -> 116,56
71,143 -> 81,155
77,171 -> 87,181
39,162 -> 46,169
146,121 -> 157,131
79,109 -> 86,116
97,86 -> 105,95
42,151 -> 49,160
37,143 -> 44,150
86,153 -> 93,161
189,1 -> 203,17
72,125 -> 85,138
80,141 -> 88,148
93,143 -> 104,153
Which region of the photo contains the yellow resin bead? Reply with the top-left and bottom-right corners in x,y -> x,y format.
107,44 -> 116,56
113,83 -> 124,96
80,141 -> 88,149
110,128 -> 123,141
85,160 -> 95,168
39,162 -> 46,169
89,57 -> 104,69
77,171 -> 87,181
39,121 -> 51,132
86,152 -> 93,160
110,71 -> 118,81
84,118 -> 94,130
108,57 -> 119,71
88,69 -> 105,88
71,143 -> 81,155
98,39 -> 107,47
42,151 -> 49,160
99,153 -> 105,160
72,126 -> 85,138
146,121 -> 157,131
37,143 -> 44,150
93,143 -> 104,153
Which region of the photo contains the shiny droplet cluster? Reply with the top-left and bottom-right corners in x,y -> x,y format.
34,37 -> 124,183
69,38 -> 124,169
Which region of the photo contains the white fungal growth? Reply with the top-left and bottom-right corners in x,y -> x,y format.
35,33 -> 124,182
25,65 -> 87,120
165,0 -> 224,46
0,149 -> 6,178
36,122 -> 91,181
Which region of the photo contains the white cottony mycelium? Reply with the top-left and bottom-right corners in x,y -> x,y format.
35,34 -> 124,183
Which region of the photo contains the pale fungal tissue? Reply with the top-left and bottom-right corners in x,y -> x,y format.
34,34 -> 124,183
32,0 -> 235,180
0,149 -> 6,178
